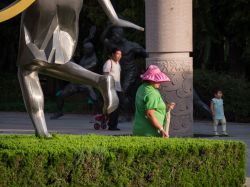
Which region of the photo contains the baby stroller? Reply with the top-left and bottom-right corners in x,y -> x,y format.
93,114 -> 109,130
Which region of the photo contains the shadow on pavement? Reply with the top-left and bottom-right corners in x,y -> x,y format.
193,134 -> 231,138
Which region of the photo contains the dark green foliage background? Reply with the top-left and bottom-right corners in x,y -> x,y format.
1,70 -> 250,122
0,0 -> 145,70
194,70 -> 250,122
1,0 -> 250,75
0,0 -> 250,122
193,0 -> 250,78
0,135 -> 246,186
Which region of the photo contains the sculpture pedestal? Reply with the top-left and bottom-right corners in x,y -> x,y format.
145,0 -> 193,136
147,53 -> 193,136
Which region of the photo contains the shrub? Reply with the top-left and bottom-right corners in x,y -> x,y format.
194,69 -> 250,122
0,135 -> 246,187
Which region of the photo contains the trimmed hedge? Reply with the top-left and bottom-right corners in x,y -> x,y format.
0,135 -> 246,187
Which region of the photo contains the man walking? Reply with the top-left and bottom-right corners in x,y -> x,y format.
103,48 -> 122,130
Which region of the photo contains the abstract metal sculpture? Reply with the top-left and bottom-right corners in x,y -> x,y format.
17,0 -> 143,137
50,26 -> 100,120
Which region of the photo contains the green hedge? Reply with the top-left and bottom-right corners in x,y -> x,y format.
0,135 -> 246,187
194,69 -> 250,122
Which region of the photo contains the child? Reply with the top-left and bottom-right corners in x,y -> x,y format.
210,89 -> 228,136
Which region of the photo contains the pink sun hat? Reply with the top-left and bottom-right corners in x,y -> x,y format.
141,65 -> 171,82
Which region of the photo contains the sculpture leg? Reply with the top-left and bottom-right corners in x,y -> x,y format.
39,61 -> 119,114
18,67 -> 51,137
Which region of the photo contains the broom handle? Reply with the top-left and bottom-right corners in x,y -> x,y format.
164,110 -> 171,133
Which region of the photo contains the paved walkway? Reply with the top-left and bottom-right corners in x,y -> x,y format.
0,112 -> 249,185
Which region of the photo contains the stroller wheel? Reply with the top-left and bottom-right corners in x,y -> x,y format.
94,123 -> 101,130
101,122 -> 107,129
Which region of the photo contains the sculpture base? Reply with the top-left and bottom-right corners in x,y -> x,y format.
147,53 -> 193,137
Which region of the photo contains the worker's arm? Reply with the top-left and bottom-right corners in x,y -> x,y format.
146,109 -> 168,138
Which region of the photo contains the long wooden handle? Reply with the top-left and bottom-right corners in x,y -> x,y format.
164,111 -> 171,133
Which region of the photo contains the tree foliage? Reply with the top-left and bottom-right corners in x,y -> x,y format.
193,0 -> 250,79
1,0 -> 249,76
0,0 -> 145,72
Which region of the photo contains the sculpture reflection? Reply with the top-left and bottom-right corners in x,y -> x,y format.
17,0 -> 143,137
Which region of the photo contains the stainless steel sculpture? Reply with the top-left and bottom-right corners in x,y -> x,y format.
17,0 -> 143,137
50,26 -> 100,120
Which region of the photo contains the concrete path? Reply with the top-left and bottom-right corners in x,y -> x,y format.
0,112 -> 249,185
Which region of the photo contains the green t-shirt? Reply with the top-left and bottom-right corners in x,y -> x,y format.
133,83 -> 166,137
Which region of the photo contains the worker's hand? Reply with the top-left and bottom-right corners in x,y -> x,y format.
160,129 -> 169,138
168,102 -> 176,111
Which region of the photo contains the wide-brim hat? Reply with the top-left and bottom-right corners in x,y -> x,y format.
141,65 -> 171,83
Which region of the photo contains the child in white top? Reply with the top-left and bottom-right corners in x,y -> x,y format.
210,89 -> 228,136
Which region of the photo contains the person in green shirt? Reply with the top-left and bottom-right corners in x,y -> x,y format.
133,65 -> 175,138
